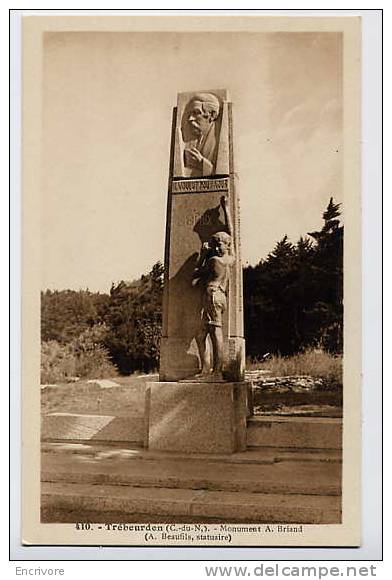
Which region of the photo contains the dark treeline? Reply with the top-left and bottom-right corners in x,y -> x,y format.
244,198 -> 343,358
41,262 -> 163,376
104,262 -> 163,374
41,198 -> 343,377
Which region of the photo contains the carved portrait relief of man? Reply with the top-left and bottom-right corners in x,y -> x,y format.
181,92 -> 221,177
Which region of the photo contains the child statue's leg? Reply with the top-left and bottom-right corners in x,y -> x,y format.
195,327 -> 211,375
210,325 -> 224,376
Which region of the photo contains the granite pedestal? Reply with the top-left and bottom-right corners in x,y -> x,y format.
145,381 -> 249,454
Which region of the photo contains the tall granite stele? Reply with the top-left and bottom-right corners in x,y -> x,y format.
145,90 -> 250,454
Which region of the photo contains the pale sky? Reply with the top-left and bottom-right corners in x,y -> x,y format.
42,31 -> 342,292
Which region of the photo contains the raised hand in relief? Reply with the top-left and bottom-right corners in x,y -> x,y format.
184,147 -> 204,170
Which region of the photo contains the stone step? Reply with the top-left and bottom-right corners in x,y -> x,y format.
42,442 -> 342,464
42,413 -> 342,450
41,482 -> 341,524
247,416 -> 342,450
42,444 -> 341,496
41,413 -> 144,444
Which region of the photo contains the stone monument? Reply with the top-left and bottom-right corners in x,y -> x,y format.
145,89 -> 249,454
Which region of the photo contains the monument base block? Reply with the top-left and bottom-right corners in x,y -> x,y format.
145,381 -> 249,454
159,336 -> 246,382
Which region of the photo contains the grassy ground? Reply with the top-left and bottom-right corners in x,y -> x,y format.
41,351 -> 343,418
41,375 -> 153,417
248,350 -> 342,389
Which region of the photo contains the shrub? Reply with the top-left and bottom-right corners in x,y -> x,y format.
71,325 -> 118,379
41,324 -> 117,384
40,340 -> 77,384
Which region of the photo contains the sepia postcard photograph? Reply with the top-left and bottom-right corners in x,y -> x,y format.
21,13 -> 362,547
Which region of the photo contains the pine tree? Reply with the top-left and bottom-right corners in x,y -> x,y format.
307,197 -> 343,352
244,198 -> 343,357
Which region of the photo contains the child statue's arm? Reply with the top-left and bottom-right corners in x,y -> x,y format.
221,195 -> 235,258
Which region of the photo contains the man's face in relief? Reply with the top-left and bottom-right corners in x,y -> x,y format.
187,100 -> 211,139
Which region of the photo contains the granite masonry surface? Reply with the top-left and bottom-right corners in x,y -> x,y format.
160,89 -> 245,382
145,381 -> 249,454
